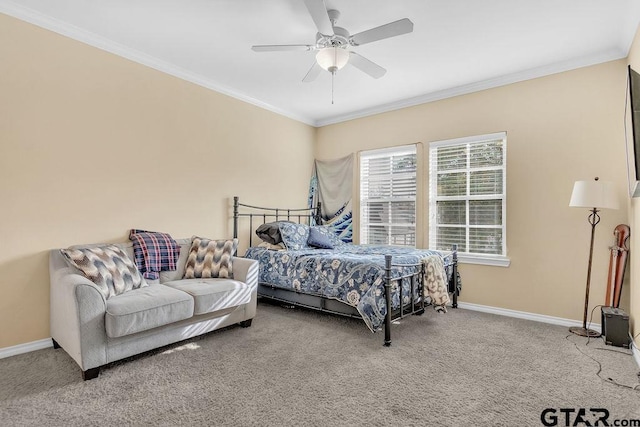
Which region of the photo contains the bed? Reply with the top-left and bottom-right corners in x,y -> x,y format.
232,196 -> 460,345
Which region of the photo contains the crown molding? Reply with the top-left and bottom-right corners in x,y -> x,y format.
0,1 -> 630,129
315,49 -> 627,127
0,1 -> 316,126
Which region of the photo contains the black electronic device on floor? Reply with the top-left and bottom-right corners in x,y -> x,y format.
601,307 -> 630,348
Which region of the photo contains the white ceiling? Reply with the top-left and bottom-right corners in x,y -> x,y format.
2,0 -> 640,126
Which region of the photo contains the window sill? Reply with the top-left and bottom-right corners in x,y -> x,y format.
456,253 -> 510,267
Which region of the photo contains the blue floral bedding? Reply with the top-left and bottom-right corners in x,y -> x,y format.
244,245 -> 452,332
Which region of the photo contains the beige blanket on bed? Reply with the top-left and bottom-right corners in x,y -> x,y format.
424,254 -> 451,311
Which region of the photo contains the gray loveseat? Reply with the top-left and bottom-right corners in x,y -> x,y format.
49,238 -> 258,380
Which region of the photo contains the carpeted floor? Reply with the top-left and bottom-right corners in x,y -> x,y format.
1,302 -> 639,426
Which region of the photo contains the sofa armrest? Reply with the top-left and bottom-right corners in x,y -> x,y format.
231,257 -> 259,321
232,257 -> 259,291
49,250 -> 108,371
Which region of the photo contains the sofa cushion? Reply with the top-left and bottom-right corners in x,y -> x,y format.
184,237 -> 238,279
163,278 -> 251,315
61,245 -> 147,300
105,285 -> 194,338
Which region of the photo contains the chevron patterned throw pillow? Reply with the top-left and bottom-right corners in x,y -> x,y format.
183,237 -> 238,279
61,245 -> 148,300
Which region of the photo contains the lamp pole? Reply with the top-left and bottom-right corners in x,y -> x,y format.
569,208 -> 601,337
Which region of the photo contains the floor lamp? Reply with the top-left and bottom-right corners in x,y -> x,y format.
569,177 -> 618,337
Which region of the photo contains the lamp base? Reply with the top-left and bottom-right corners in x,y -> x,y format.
569,326 -> 601,338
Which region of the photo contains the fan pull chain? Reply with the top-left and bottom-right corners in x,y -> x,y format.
331,71 -> 335,104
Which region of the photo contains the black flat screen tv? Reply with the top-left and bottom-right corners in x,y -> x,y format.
626,65 -> 640,197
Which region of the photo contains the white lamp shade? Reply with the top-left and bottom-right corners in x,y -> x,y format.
569,179 -> 618,209
316,47 -> 349,72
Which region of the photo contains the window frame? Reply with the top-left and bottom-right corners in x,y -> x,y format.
429,132 -> 510,267
359,144 -> 418,247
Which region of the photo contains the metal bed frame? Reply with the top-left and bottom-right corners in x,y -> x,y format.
232,196 -> 459,346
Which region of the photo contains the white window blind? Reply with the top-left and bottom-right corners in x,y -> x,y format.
360,145 -> 417,247
429,133 -> 507,260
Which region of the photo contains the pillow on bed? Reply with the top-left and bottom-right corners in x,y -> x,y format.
307,226 -> 334,249
310,225 -> 346,248
278,222 -> 310,250
256,221 -> 292,245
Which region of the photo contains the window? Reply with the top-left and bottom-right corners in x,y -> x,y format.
429,133 -> 509,266
360,145 -> 417,247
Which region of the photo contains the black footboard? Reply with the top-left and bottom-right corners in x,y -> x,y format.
232,195 -> 460,347
449,245 -> 459,309
383,255 -> 426,346
382,250 -> 459,346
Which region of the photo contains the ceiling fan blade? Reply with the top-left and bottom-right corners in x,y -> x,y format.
349,52 -> 386,79
303,0 -> 334,36
302,62 -> 323,83
349,18 -> 414,46
252,44 -> 313,52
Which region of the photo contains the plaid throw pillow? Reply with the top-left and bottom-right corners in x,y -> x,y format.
61,245 -> 147,300
183,237 -> 238,279
129,229 -> 180,280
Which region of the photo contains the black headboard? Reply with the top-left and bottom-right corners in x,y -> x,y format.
233,196 -> 322,248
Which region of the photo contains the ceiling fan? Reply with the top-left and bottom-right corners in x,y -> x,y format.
251,0 -> 414,83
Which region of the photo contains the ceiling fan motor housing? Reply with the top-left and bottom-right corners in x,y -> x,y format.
332,27 -> 350,46
316,25 -> 350,48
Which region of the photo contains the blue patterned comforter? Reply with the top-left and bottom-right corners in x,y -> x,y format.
244,245 -> 452,332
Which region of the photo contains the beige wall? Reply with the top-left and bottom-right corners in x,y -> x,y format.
2,11 -> 636,351
627,24 -> 640,349
0,14 -> 315,348
316,61 -> 631,326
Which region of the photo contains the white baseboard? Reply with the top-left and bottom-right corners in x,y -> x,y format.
457,302 -> 601,333
457,302 -> 640,370
0,338 -> 52,359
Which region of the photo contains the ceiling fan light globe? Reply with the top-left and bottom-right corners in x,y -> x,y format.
316,47 -> 349,71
